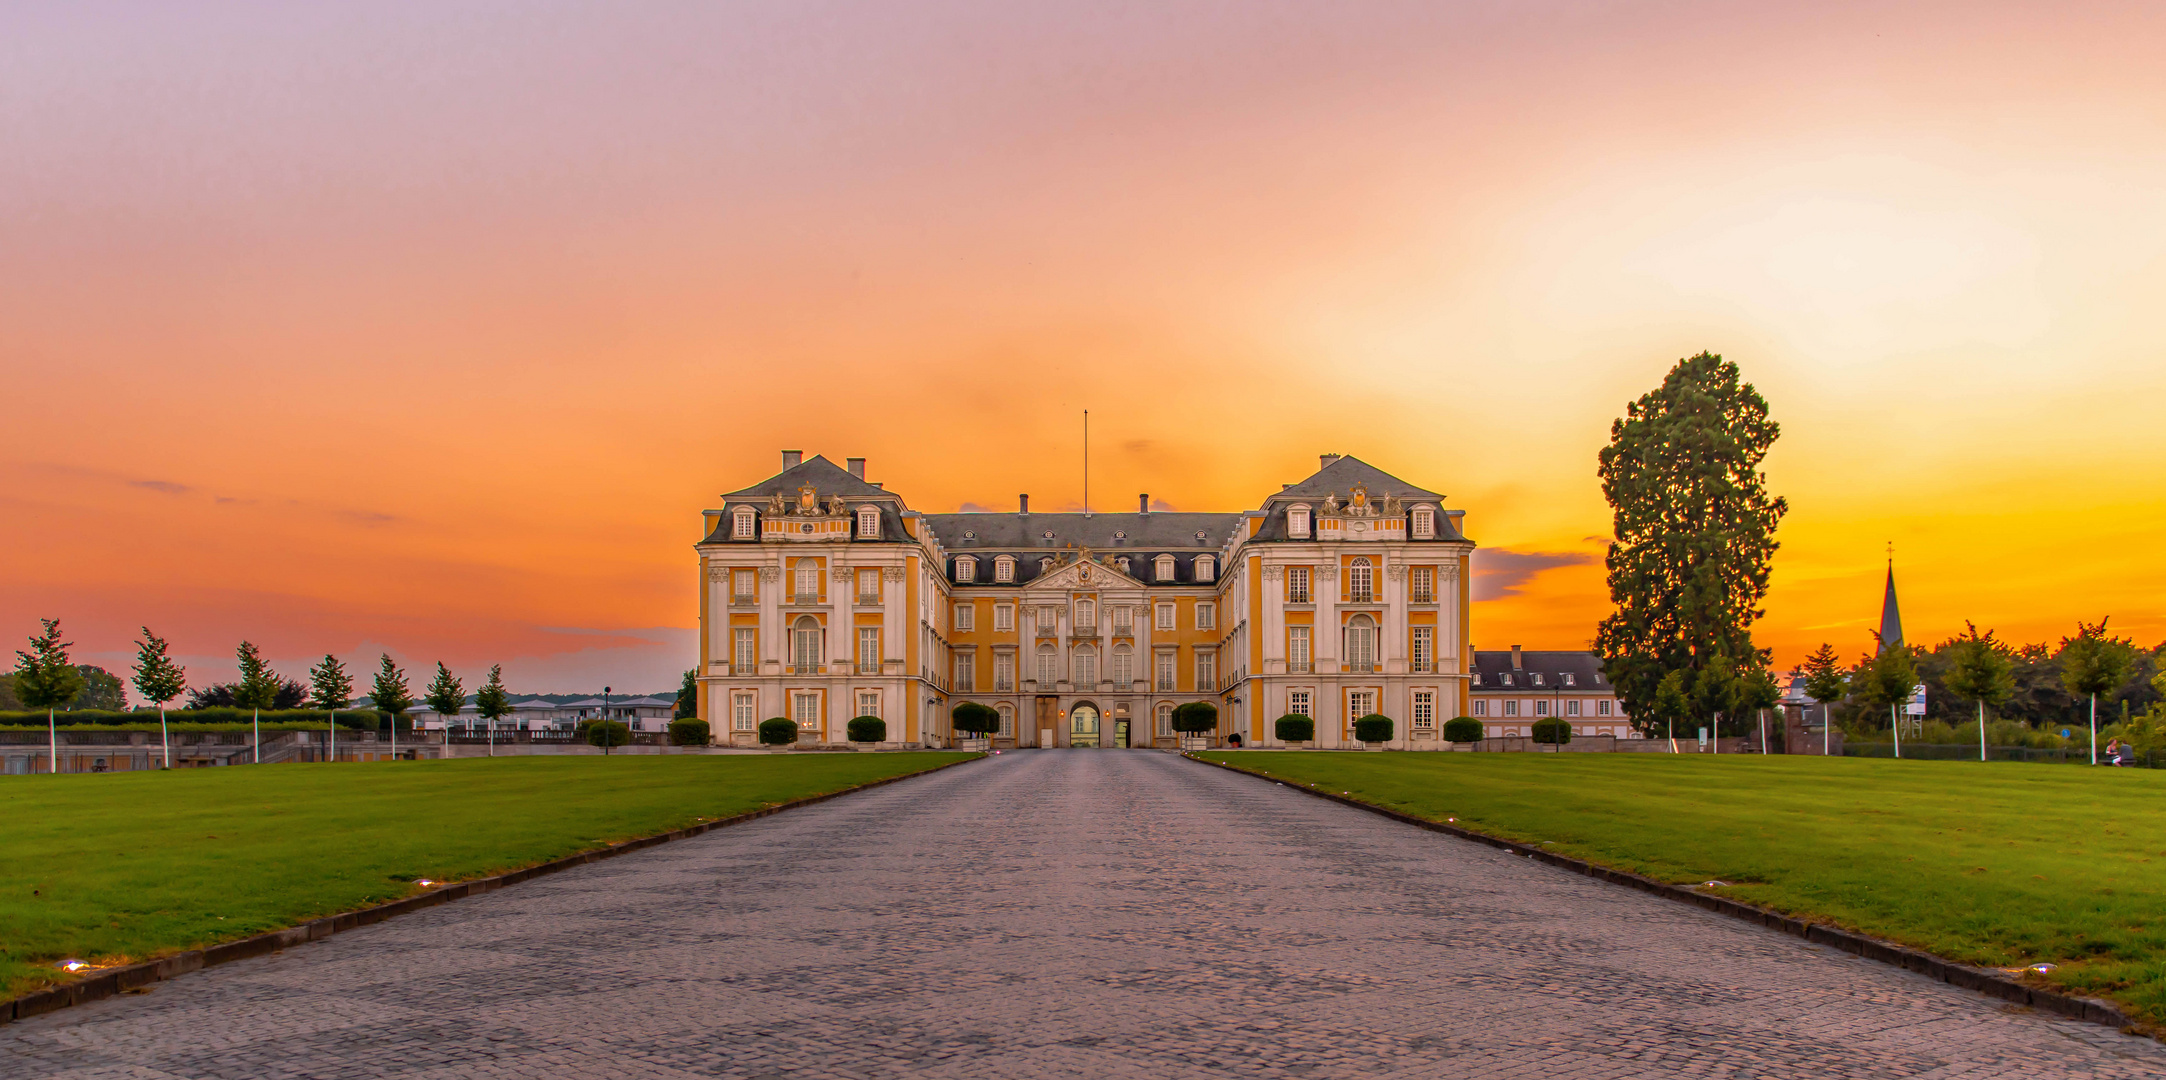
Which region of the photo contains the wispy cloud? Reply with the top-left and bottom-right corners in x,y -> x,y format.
129,479 -> 191,494
1471,547 -> 1597,601
957,501 -> 998,513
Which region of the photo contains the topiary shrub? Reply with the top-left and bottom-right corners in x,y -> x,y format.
951,702 -> 1000,742
1531,718 -> 1572,746
1443,716 -> 1484,743
668,718 -> 710,746
1274,714 -> 1314,743
1171,701 -> 1219,736
758,717 -> 798,746
584,719 -> 631,752
1352,714 -> 1393,744
847,715 -> 887,743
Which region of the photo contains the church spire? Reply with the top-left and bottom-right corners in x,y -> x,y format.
1877,550 -> 1904,653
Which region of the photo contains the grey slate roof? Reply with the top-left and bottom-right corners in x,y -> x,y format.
1468,650 -> 1611,691
1276,455 -> 1443,501
706,454 -> 910,544
923,511 -> 1242,588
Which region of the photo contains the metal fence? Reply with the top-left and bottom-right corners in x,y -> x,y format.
1842,742 -> 2163,767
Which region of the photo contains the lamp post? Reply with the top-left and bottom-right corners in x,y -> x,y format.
603,686 -> 612,748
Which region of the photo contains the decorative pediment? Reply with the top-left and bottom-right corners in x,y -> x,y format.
1023,548 -> 1145,593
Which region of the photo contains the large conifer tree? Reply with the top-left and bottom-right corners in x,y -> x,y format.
1594,353 -> 1787,735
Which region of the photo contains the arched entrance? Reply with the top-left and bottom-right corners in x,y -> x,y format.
1070,702 -> 1101,748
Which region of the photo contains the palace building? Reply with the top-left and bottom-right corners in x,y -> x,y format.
694,450 -> 1627,748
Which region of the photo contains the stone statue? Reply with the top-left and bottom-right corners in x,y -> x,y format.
1381,492 -> 1402,517
767,492 -> 787,516
827,493 -> 848,517
796,484 -> 819,514
1321,493 -> 1340,514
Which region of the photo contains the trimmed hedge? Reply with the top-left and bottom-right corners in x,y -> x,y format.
847,715 -> 887,743
581,719 -> 631,749
0,708 -> 388,730
1352,714 -> 1394,743
1170,701 -> 1219,734
758,717 -> 798,746
1531,718 -> 1573,745
668,718 -> 710,746
1443,716 -> 1484,743
1274,714 -> 1314,743
952,702 -> 1000,738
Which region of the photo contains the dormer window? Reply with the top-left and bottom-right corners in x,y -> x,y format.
732,508 -> 755,538
994,556 -> 1015,583
1501,673 -> 1514,687
1288,505 -> 1311,539
1412,506 -> 1435,539
956,556 -> 977,583
1194,555 -> 1215,582
1154,555 -> 1176,582
1531,672 -> 1544,686
856,506 -> 880,539
1562,672 -> 1577,687
1471,672 -> 1482,686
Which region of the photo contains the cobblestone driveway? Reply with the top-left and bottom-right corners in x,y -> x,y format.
9,751 -> 2164,1078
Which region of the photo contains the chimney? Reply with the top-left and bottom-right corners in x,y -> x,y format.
846,457 -> 865,479
781,449 -> 803,469
1018,494 -> 1030,515
1510,645 -> 1523,671
1319,453 -> 1341,470
1139,493 -> 1150,514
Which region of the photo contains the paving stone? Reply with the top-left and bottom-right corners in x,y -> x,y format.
7,752 -> 2165,1078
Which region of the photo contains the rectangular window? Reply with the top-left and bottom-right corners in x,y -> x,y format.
1473,699 -> 1488,717
1112,648 -> 1131,686
994,653 -> 1014,692
733,512 -> 754,539
954,604 -> 974,632
997,706 -> 1014,737
1156,604 -> 1175,631
793,692 -> 820,730
857,568 -> 880,604
792,623 -> 821,672
1157,650 -> 1177,692
794,562 -> 819,602
857,627 -> 880,673
954,652 -> 975,693
1413,508 -> 1434,539
994,558 -> 1013,582
956,558 -> 975,583
1348,690 -> 1376,724
1411,566 -> 1434,604
1347,561 -> 1374,603
1288,690 -> 1311,717
1410,627 -> 1434,673
1287,627 -> 1311,674
1074,648 -> 1096,687
1504,700 -> 1519,717
1413,692 -> 1435,729
1075,599 -> 1096,629
994,604 -> 1014,632
1566,699 -> 1581,717
1036,649 -> 1057,687
733,628 -> 757,673
856,691 -> 880,719
1598,700 -> 1613,717
1195,650 -> 1216,691
1289,508 -> 1310,538
1196,602 -> 1216,631
732,692 -> 756,731
1286,567 -> 1310,604
1535,699 -> 1550,716
1112,606 -> 1132,633
732,569 -> 756,603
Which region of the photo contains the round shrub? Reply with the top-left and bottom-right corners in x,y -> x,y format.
668,718 -> 710,746
847,715 -> 887,743
1274,714 -> 1314,743
1352,714 -> 1394,744
1443,716 -> 1484,743
758,717 -> 799,746
1170,701 -> 1219,734
951,702 -> 999,740
584,720 -> 630,750
1531,718 -> 1573,745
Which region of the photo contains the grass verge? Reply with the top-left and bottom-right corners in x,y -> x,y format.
2,753 -> 972,999
1211,751 -> 2166,1027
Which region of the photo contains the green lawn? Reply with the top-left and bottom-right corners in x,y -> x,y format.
2,753 -> 973,999
1212,751 -> 2166,1026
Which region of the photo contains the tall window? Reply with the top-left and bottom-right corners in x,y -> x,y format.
994,653 -> 1014,692
1347,558 -> 1373,603
732,569 -> 756,603
856,691 -> 880,718
1288,626 -> 1311,673
1504,700 -> 1519,717
956,556 -> 976,583
1154,554 -> 1175,581
1155,603 -> 1175,631
1112,605 -> 1132,633
1156,650 -> 1177,691
792,617 -> 822,672
996,703 -> 1014,737
1413,692 -> 1435,729
1195,650 -> 1216,691
733,628 -> 757,673
1345,615 -> 1376,672
857,506 -> 879,539
1156,703 -> 1174,736
1286,566 -> 1310,604
1036,646 -> 1057,687
857,568 -> 880,604
1348,690 -> 1376,721
954,604 -> 974,632
1036,607 -> 1057,636
1410,627 -> 1434,673
1112,646 -> 1132,686
858,627 -> 880,673
1598,700 -> 1613,716
1535,700 -> 1550,716
1073,645 -> 1097,687
1473,699 -> 1488,717
1288,506 -> 1311,538
994,556 -> 1015,583
793,692 -> 820,730
1288,690 -> 1311,717
1195,602 -> 1215,631
793,559 -> 820,603
733,508 -> 755,538
1075,599 -> 1095,629
732,692 -> 756,731
1412,507 -> 1435,539
1195,555 -> 1215,582
1566,699 -> 1581,717
1411,566 -> 1434,603
994,604 -> 1014,632
954,652 -> 975,692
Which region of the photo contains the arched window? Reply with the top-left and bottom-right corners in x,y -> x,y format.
733,508 -> 756,538
857,506 -> 880,539
1194,555 -> 1215,582
793,559 -> 819,602
1075,599 -> 1095,628
1154,554 -> 1176,582
1345,614 -> 1377,673
1412,506 -> 1435,539
1074,645 -> 1097,687
1156,702 -> 1175,736
791,616 -> 822,672
1287,505 -> 1311,539
994,556 -> 1015,582
996,703 -> 1014,737
1036,645 -> 1057,687
1347,557 -> 1373,602
1112,645 -> 1133,686
956,556 -> 976,583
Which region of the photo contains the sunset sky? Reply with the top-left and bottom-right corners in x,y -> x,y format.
4,1 -> 2162,694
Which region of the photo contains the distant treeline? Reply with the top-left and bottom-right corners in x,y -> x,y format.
0,708 -> 391,729
1830,634 -> 2163,730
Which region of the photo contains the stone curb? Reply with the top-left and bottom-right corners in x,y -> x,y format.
1187,753 -> 2139,1035
4,754 -> 983,1025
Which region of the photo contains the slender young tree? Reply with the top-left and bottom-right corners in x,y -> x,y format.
423,663 -> 465,750
232,641 -> 281,763
1852,636 -> 1919,759
474,664 -> 512,757
15,619 -> 86,774
132,627 -> 188,769
370,654 -> 414,759
1594,353 -> 1788,734
675,668 -> 699,720
309,654 -> 352,762
2059,618 -> 2138,766
1799,643 -> 1848,756
1944,623 -> 2015,763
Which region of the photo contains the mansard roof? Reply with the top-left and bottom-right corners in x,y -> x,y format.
922,512 -> 1240,550
720,455 -> 892,503
1274,455 -> 1443,502
1468,650 -> 1610,690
